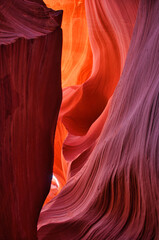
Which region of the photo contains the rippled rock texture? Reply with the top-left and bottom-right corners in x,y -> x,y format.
43,0 -> 93,201
0,1 -> 62,239
38,0 -> 159,239
43,0 -> 139,200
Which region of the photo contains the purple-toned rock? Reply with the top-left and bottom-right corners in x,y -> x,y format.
38,0 -> 159,239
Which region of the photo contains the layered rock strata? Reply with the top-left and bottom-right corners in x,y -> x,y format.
38,0 -> 159,239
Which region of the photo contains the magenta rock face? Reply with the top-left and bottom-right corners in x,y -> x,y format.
38,0 -> 159,239
0,1 -> 62,239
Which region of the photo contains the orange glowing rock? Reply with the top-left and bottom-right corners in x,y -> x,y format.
60,0 -> 139,181
38,0 -> 159,239
44,0 -> 93,88
44,0 -> 93,200
44,0 -> 139,200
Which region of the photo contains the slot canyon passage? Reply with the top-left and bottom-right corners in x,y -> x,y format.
0,0 -> 159,239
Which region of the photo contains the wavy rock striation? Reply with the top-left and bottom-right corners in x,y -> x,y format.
0,1 -> 62,239
43,0 -> 93,197
43,0 -> 139,193
61,0 -> 139,178
38,0 -> 159,239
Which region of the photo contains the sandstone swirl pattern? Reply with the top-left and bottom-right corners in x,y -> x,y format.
38,0 -> 159,239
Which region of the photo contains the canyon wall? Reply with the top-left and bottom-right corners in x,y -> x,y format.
0,1 -> 62,239
38,0 -> 159,239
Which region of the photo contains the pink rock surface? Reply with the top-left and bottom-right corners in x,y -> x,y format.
38,0 -> 159,239
61,0 -> 139,178
0,1 -> 62,239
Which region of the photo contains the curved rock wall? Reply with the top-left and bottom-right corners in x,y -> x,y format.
38,0 -> 159,239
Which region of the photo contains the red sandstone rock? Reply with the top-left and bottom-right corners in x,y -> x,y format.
61,0 -> 139,178
38,0 -> 159,239
0,1 -> 62,239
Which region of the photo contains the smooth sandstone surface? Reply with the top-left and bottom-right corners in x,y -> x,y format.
0,1 -> 62,239
38,0 -> 159,239
44,0 -> 139,197
0,0 -> 159,239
